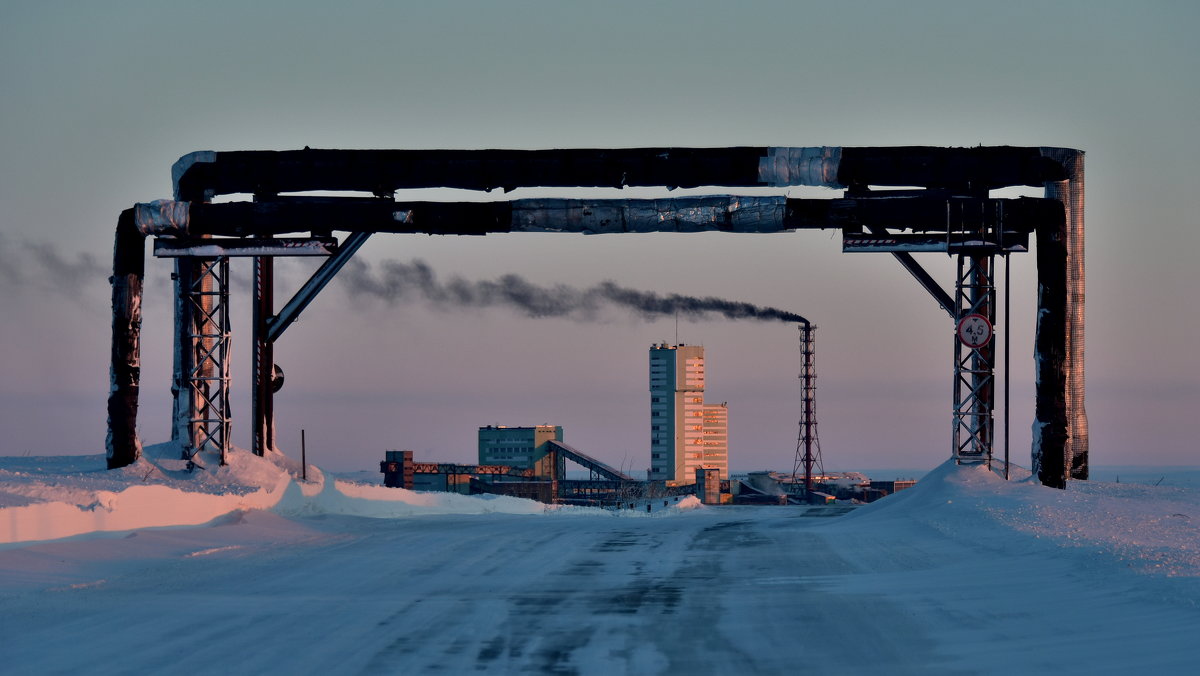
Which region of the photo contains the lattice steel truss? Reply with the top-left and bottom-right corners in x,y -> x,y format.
178,257 -> 232,465
792,323 -> 824,493
953,254 -> 996,465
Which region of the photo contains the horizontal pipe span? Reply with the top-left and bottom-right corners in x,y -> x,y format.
134,195 -> 1061,238
171,146 -> 1075,201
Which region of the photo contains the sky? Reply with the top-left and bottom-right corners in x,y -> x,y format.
1,0 -> 1197,473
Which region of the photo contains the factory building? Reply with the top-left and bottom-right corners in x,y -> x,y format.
649,343 -> 729,483
478,425 -> 563,478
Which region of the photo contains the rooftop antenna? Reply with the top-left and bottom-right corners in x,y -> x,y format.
674,309 -> 679,346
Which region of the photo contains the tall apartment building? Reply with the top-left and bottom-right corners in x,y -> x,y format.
649,343 -> 729,483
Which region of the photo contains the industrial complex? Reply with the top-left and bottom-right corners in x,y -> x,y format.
379,341 -> 915,508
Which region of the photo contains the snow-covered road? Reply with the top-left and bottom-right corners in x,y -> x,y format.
2,456 -> 1198,674
1,508 -> 925,674
3,504 -> 1197,674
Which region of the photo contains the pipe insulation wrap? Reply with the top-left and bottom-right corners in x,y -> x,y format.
757,147 -> 844,188
510,196 -> 788,234
135,200 -> 190,235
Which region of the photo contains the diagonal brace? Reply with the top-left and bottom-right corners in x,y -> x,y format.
267,231 -> 372,343
867,226 -> 956,318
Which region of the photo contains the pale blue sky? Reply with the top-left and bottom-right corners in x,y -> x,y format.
1,0 -> 1197,472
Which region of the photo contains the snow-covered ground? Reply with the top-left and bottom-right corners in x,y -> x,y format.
2,447 -> 1198,674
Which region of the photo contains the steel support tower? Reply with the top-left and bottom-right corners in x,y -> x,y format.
792,322 -> 824,495
252,255 -> 276,456
952,254 -> 996,465
172,256 -> 232,466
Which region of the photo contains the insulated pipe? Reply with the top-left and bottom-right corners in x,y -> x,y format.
169,146 -> 1071,202
171,147 -> 845,200
132,195 -> 1062,238
1032,216 -> 1070,488
106,209 -> 145,468
1036,148 -> 1086,486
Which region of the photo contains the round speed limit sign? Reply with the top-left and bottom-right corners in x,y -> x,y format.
956,313 -> 993,348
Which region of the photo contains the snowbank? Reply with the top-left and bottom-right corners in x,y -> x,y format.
841,459 -> 1200,577
5,449 -> 1197,579
0,444 -> 295,545
274,479 -> 553,519
1,445 -> 700,545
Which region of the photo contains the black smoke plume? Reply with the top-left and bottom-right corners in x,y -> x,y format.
0,234 -> 106,300
339,258 -> 808,324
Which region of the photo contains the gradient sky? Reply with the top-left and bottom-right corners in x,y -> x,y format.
1,0 -> 1197,473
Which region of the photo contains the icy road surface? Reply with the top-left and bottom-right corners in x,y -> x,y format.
2,509 -> 1198,673
2,455 -> 1199,674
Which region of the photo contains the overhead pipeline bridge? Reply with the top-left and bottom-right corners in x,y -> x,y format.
107,145 -> 1086,489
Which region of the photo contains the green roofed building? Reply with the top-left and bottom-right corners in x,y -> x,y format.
478,425 -> 563,478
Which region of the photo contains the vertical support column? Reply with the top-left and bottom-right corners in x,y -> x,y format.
172,256 -> 232,466
1040,148 -> 1087,483
953,254 -> 996,464
171,258 -> 197,452
106,210 -> 145,469
252,255 -> 275,456
1033,218 -> 1070,488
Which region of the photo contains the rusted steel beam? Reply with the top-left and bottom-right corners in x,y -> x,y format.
411,462 -> 534,477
